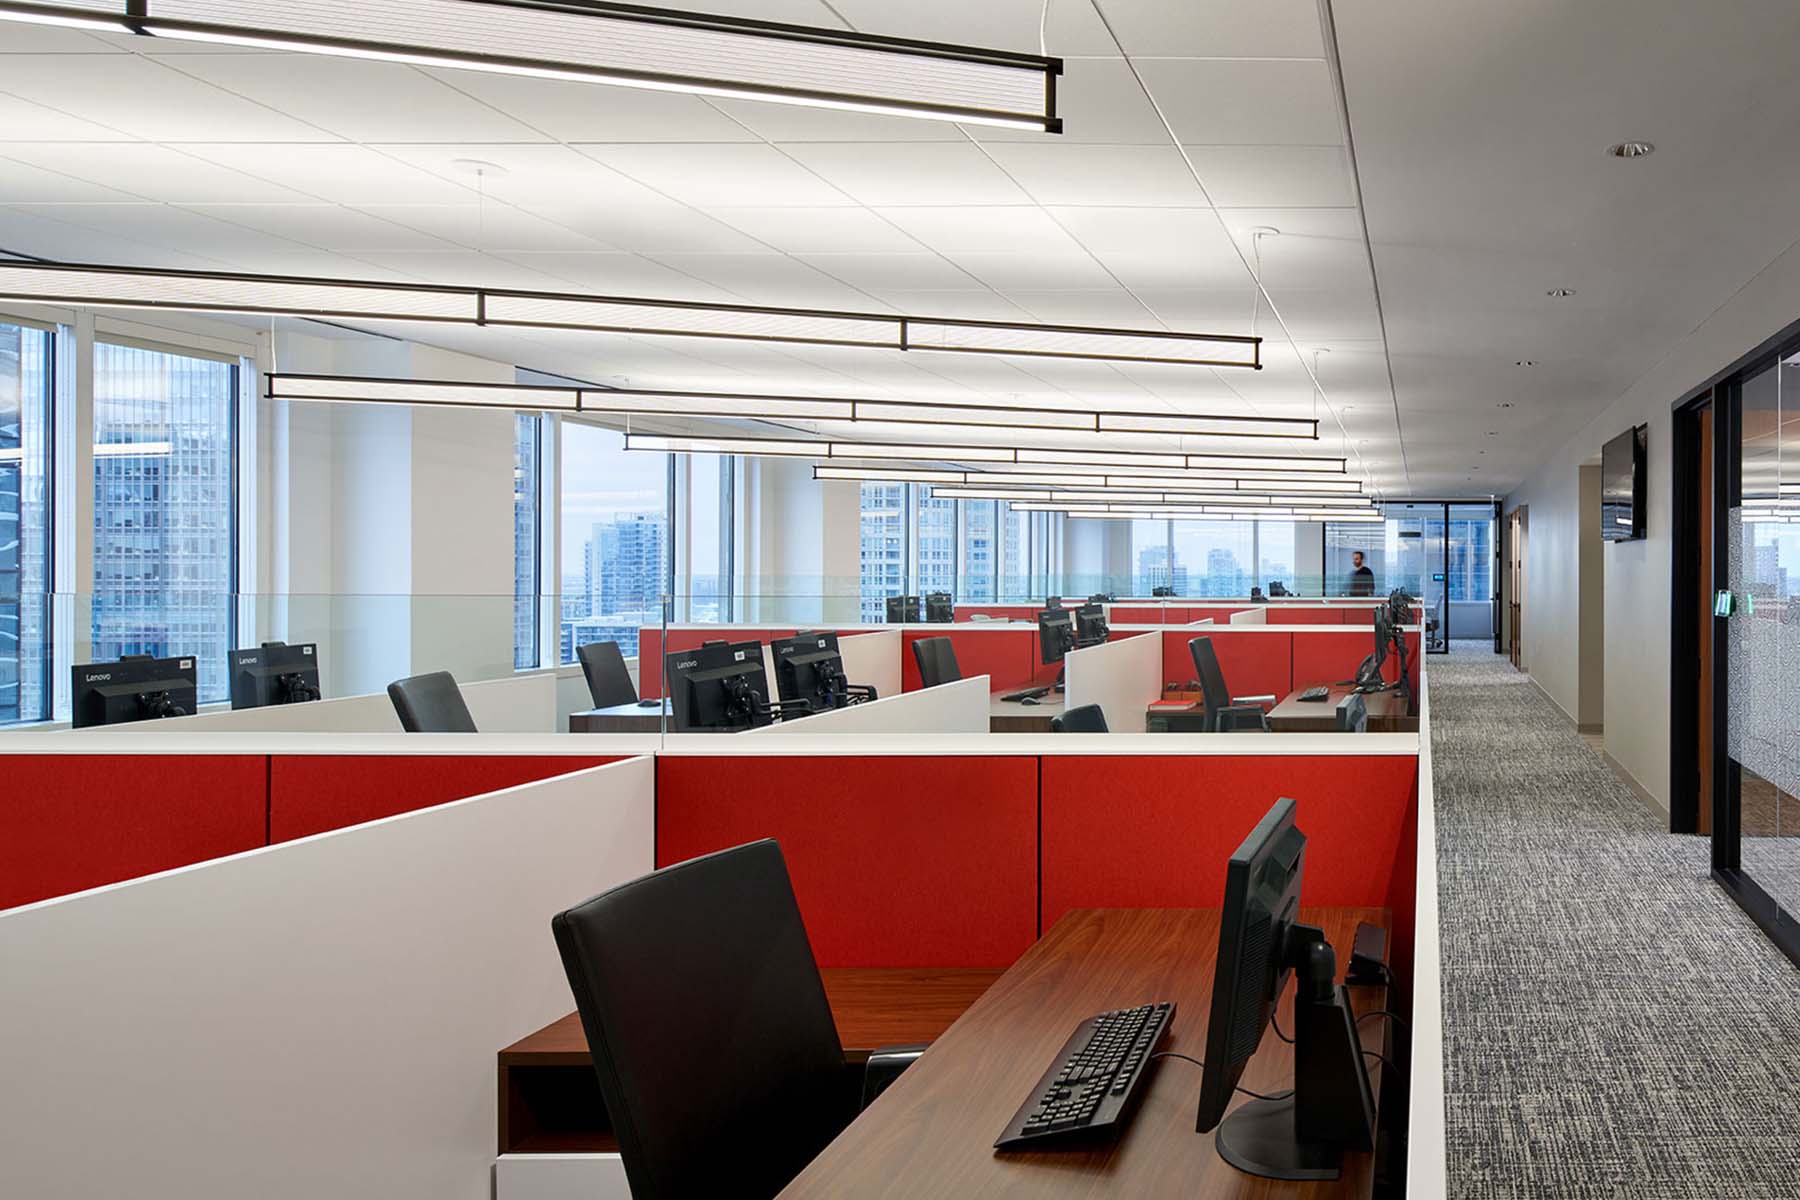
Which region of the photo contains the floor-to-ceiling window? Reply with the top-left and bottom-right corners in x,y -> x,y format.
915,488 -> 956,599
1172,520 -> 1254,596
859,481 -> 907,621
1324,502 -> 1497,649
90,340 -> 238,704
512,413 -> 541,670
0,319 -> 52,725
683,453 -> 733,621
1258,521 -> 1297,594
959,499 -> 999,602
560,422 -> 668,661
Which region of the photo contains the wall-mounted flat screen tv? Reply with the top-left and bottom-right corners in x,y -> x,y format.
1600,424 -> 1646,542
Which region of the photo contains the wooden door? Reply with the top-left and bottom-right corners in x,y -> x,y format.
1507,506 -> 1527,669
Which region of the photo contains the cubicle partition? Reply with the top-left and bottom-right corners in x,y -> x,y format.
0,755 -> 655,1200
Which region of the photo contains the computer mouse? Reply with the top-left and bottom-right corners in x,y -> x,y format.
1020,697 -> 1041,706
636,699 -> 662,708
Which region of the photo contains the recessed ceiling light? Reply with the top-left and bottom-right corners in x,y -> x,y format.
449,158 -> 509,178
1608,141 -> 1655,159
1487,430 -> 1498,435
1514,359 -> 1536,367
1497,402 -> 1514,408
1546,288 -> 1576,298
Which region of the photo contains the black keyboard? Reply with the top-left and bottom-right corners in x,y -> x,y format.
1298,686 -> 1331,702
993,1001 -> 1174,1150
1001,686 -> 1051,703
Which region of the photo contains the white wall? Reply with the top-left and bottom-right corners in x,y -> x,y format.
737,457 -> 859,624
1577,464 -> 1605,729
0,756 -> 654,1200
1506,236 -> 1800,809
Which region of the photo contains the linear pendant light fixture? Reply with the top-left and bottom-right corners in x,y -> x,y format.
1,0 -> 1063,132
265,373 -> 1316,440
926,486 -> 1374,508
811,465 -> 1366,494
625,432 -> 1346,474
0,261 -> 1260,368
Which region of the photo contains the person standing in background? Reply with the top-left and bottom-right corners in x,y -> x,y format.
1347,551 -> 1375,597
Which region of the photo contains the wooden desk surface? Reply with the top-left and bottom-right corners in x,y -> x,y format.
779,907 -> 1388,1200
1265,685 -> 1413,734
990,687 -> 1063,733
568,698 -> 670,734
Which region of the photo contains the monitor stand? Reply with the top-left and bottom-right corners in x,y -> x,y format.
1214,930 -> 1377,1181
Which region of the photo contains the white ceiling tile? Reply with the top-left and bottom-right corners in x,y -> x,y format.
641,252 -> 879,307
355,204 -> 615,252
0,203 -> 223,268
1133,288 -> 1261,331
705,98 -> 963,144
1134,59 -> 1342,146
178,144 -> 475,205
0,55 -> 335,142
1092,250 -> 1245,291
420,69 -> 760,143
861,290 -> 1033,322
1098,0 -> 1324,58
499,251 -> 742,300
341,250 -> 575,290
1049,205 -> 1237,256
712,207 -> 925,254
0,155 -> 141,204
573,144 -> 853,207
0,91 -> 133,141
0,23 -> 127,54
976,58 -> 1168,146
980,144 -> 1208,206
10,201 -> 327,262
824,0 -> 1117,56
795,253 -> 980,291
1260,288 -> 1383,342
529,200 -> 768,254
943,252 -> 1116,291
170,53 -> 547,143
1001,288 -> 1160,326
0,142 -> 312,204
182,204 -> 456,252
875,207 -> 1085,255
1184,146 -> 1354,207
780,144 -> 1029,206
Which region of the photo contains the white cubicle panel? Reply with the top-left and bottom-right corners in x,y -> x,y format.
0,756 -> 654,1200
751,674 -> 989,737
1062,633 -> 1162,733
1229,608 -> 1268,625
1407,673 -> 1447,1199
89,671 -> 560,735
836,629 -> 902,701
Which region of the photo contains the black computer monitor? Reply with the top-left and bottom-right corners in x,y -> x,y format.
1195,798 -> 1375,1180
1088,592 -> 1114,604
1046,595 -> 1064,610
665,639 -> 776,732
885,594 -> 920,623
1073,602 -> 1109,648
71,654 -> 197,729
924,592 -> 954,623
228,641 -> 321,710
1037,607 -> 1076,666
771,631 -> 877,716
1152,585 -> 1176,598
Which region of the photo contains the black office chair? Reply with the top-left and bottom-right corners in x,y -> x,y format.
912,636 -> 962,688
552,840 -> 923,1200
386,670 -> 477,732
577,639 -> 638,708
1188,637 -> 1275,733
1050,703 -> 1109,733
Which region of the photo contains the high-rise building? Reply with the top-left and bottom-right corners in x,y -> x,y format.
563,511 -> 667,660
860,482 -> 906,622
89,342 -> 236,705
1137,544 -> 1189,594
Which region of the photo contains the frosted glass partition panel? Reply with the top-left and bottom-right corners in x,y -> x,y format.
1729,354 -> 1800,919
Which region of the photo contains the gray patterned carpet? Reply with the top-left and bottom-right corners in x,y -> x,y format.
1431,645 -> 1800,1199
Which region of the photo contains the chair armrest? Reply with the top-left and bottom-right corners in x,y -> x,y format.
860,1043 -> 929,1110
1217,705 -> 1270,733
1230,693 -> 1277,707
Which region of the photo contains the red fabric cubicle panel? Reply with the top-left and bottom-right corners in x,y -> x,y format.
1382,775 -> 1421,1007
656,755 -> 1039,967
1290,629 -> 1379,690
636,627 -> 664,698
1039,754 -> 1418,930
1161,629 -> 1292,698
955,605 -> 1039,622
900,629 -> 1035,692
1268,607 -> 1347,624
0,754 -> 268,910
1109,606 -> 1173,624
1188,607 -> 1245,625
268,755 -> 621,843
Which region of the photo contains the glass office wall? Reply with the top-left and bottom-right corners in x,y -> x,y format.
0,320 -> 52,725
683,453 -> 733,622
1259,522 -> 1297,594
1325,503 -> 1497,649
512,413 -> 541,669
1727,354 -> 1800,923
90,340 -> 238,704
559,422 -> 668,661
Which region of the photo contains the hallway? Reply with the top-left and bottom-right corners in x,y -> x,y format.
1429,647 -> 1800,1199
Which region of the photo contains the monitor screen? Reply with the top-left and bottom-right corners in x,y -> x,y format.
1600,424 -> 1645,542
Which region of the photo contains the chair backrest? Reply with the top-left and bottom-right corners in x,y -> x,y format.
577,639 -> 638,708
386,670 -> 477,733
1188,637 -> 1230,718
1051,703 -> 1109,733
552,840 -> 848,1200
912,636 -> 962,688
